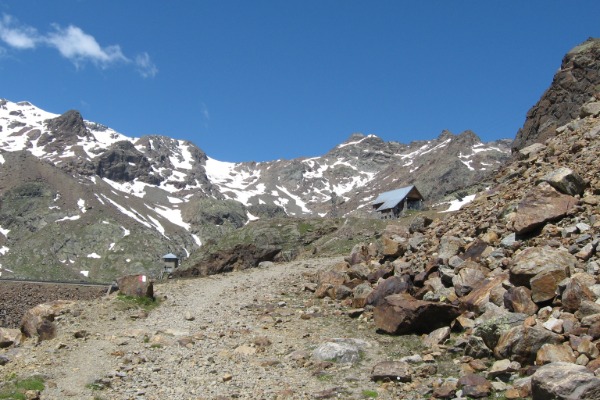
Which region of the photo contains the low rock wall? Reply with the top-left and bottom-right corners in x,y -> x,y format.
0,281 -> 108,328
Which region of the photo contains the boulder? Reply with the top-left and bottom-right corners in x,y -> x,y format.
20,300 -> 74,341
531,362 -> 600,400
423,326 -> 451,347
509,246 -> 577,288
458,374 -> 492,399
503,286 -> 538,315
562,278 -> 597,313
437,235 -> 464,262
530,269 -> 567,303
535,343 -> 576,365
453,267 -> 487,297
370,361 -> 412,382
117,274 -> 154,298
0,328 -> 23,348
580,101 -> 600,118
374,294 -> 460,334
312,338 -> 369,364
460,274 -> 507,314
511,183 -> 577,235
541,167 -> 586,196
352,283 -> 373,308
365,275 -> 411,307
494,325 -> 563,364
382,236 -> 407,257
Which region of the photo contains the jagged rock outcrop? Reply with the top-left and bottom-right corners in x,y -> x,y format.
513,37 -> 600,151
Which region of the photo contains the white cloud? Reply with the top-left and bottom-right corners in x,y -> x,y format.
0,14 -> 156,78
0,14 -> 39,49
135,52 -> 158,78
46,24 -> 128,67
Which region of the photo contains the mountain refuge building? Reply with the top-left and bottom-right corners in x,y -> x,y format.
372,185 -> 424,218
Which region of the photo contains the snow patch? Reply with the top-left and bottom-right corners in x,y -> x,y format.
78,199 -> 87,213
442,194 -> 476,212
56,215 -> 81,222
80,271 -> 89,277
0,246 -> 9,255
0,226 -> 9,237
87,253 -> 101,258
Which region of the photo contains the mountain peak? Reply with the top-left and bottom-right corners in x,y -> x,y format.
45,109 -> 89,138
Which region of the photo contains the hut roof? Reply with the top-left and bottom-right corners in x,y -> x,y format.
372,185 -> 423,212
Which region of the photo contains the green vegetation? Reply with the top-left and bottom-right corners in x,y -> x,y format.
0,374 -> 45,399
85,382 -> 106,391
116,293 -> 160,312
316,373 -> 333,382
362,389 -> 378,398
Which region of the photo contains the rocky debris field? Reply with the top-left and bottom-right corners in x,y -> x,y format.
309,99 -> 600,399
0,281 -> 108,328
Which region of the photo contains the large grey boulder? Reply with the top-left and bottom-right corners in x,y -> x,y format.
531,362 -> 600,399
541,167 -> 586,196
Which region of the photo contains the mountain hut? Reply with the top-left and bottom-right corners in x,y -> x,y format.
162,253 -> 179,274
372,185 -> 424,219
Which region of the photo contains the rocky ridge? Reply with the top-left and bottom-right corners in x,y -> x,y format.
513,37 -> 600,151
309,97 -> 600,398
0,98 -> 509,281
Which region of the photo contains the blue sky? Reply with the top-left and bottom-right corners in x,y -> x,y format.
1,1 -> 600,162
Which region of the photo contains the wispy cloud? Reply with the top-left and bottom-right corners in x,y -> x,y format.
135,52 -> 158,78
0,14 -> 157,78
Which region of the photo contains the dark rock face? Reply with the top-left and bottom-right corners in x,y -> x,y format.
43,110 -> 91,144
95,141 -> 161,184
513,38 -> 600,151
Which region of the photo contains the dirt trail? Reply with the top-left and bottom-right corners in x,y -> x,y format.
3,257 -> 425,400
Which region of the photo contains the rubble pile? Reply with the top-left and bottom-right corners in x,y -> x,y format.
309,100 -> 600,399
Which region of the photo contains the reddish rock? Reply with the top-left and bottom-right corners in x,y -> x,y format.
453,267 -> 487,297
503,286 -> 538,315
351,283 -> 373,308
365,275 -> 412,307
374,294 -> 461,335
458,374 -> 492,398
509,246 -> 577,288
562,279 -> 596,313
117,274 -> 154,298
535,343 -> 576,365
460,274 -> 507,314
382,236 -> 407,257
530,269 -> 566,303
511,183 -> 577,235
367,263 -> 394,284
494,325 -> 563,364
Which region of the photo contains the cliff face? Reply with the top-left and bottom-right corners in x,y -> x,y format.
512,37 -> 600,151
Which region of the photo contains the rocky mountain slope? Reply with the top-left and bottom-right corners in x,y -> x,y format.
513,37 -> 600,151
0,99 -> 509,281
307,90 -> 600,397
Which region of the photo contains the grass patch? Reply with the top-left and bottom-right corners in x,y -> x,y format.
0,375 -> 45,399
115,293 -> 160,312
85,383 -> 106,391
362,389 -> 378,398
316,373 -> 333,382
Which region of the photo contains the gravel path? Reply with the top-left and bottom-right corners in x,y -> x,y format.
2,257 -> 431,399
